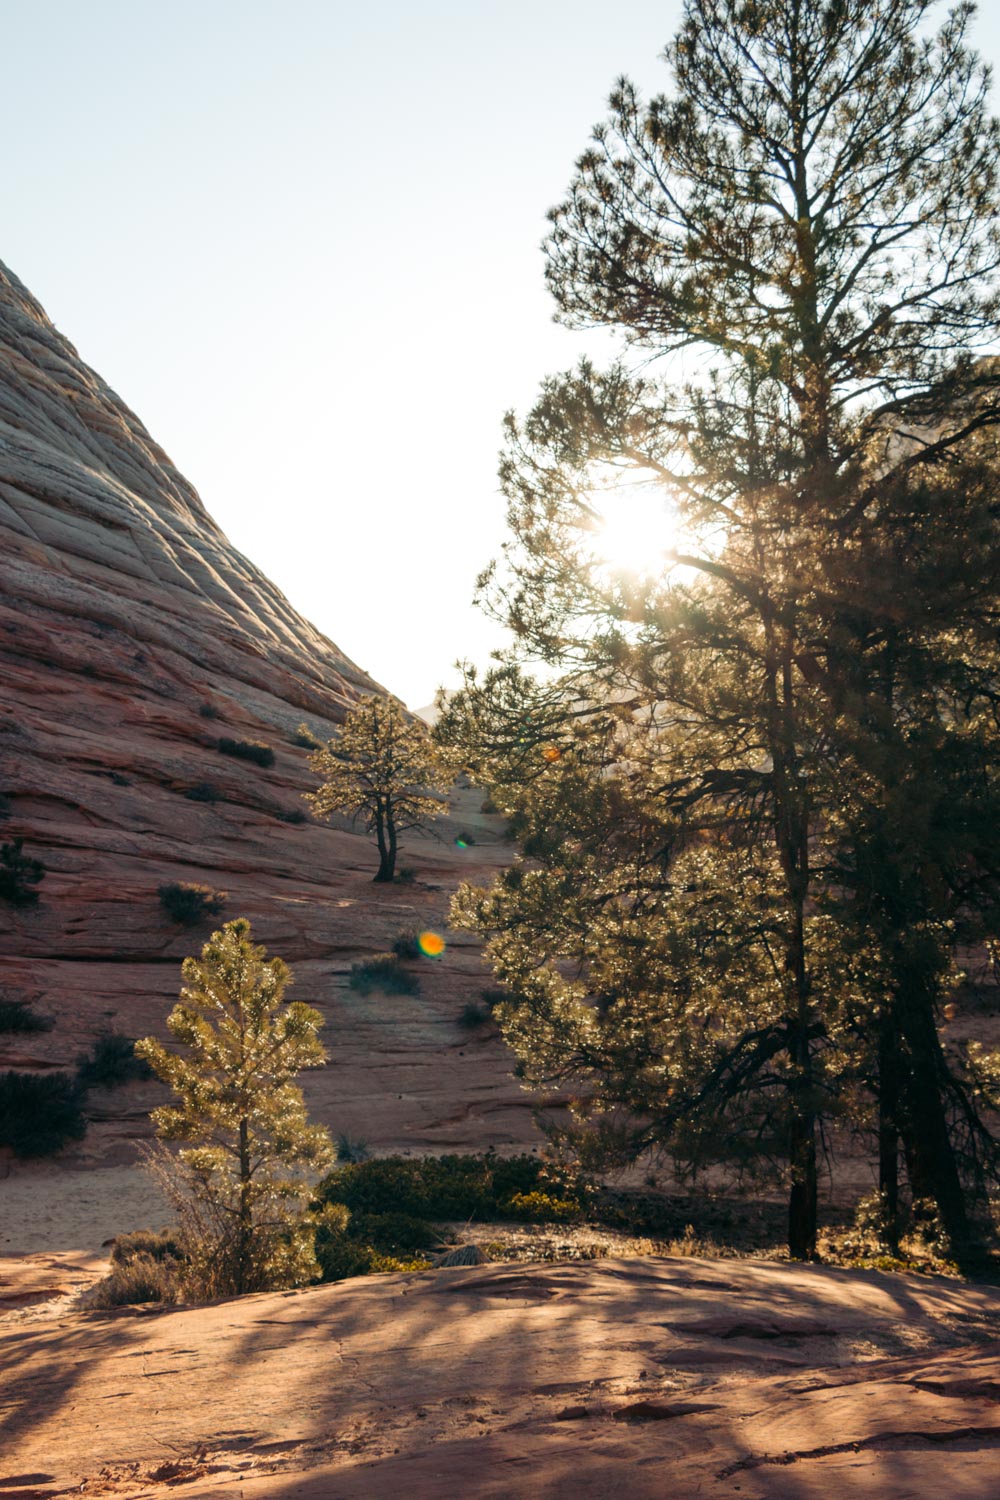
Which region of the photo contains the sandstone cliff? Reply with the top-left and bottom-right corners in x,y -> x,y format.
0,260 -> 525,1185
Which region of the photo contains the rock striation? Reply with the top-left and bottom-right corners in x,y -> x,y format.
0,260 -> 527,1186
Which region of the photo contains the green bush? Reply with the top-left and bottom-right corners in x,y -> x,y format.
505,1190 -> 582,1223
184,782 -> 222,803
0,1072 -> 87,1157
458,1001 -> 491,1030
158,882 -> 227,926
0,999 -> 53,1034
276,807 -> 308,824
198,702 -> 220,719
0,839 -> 45,908
348,954 -> 420,996
347,1211 -> 437,1254
318,1152 -> 584,1223
77,1034 -> 153,1091
391,931 -> 421,961
217,737 -> 275,768
335,1132 -> 371,1164
312,1200 -> 433,1283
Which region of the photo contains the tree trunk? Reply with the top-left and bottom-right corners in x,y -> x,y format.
787,1095 -> 818,1260
768,642 -> 818,1260
894,966 -> 978,1265
237,1115 -> 252,1296
787,967 -> 818,1260
373,803 -> 394,882
877,1002 -> 901,1251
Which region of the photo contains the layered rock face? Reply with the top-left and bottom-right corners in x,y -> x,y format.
0,260 -> 525,1188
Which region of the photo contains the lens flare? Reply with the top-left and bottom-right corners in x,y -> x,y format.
593,490 -> 677,578
418,930 -> 446,958
542,744 -> 562,762
455,835 -> 469,848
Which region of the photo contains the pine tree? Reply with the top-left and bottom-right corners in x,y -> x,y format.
305,696 -> 452,882
136,919 -> 333,1296
445,0 -> 1000,1260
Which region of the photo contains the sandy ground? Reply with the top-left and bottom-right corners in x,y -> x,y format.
2,1255 -> 999,1499
0,1162 -> 169,1257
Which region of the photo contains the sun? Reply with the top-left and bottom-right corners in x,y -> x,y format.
591,489 -> 678,579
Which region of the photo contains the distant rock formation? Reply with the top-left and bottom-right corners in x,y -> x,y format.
0,261 -> 528,1166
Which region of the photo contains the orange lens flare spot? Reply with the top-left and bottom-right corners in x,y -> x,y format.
541,745 -> 562,762
418,931 -> 446,958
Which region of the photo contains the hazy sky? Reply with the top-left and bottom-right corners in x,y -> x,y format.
3,2 -> 999,708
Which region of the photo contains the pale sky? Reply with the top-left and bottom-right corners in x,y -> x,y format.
3,2 -> 998,708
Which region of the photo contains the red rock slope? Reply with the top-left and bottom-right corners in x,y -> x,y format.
0,260 -> 528,1184
2,1255 -> 999,1498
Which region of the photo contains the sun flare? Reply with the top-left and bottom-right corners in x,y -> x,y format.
592,490 -> 678,579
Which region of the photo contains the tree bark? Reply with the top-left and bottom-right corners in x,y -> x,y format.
373,802 -> 395,882
894,963 -> 978,1265
877,1002 -> 901,1250
238,1115 -> 251,1296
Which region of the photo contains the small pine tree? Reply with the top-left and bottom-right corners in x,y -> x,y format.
136,919 -> 333,1297
304,697 -> 452,881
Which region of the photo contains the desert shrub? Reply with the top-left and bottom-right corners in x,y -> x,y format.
458,1001 -> 491,1031
391,930 -> 421,962
0,1072 -> 86,1156
348,954 -> 420,996
0,839 -> 46,907
111,1228 -> 186,1266
314,1232 -> 376,1282
318,1153 -> 584,1224
293,725 -> 322,749
0,999 -> 53,1034
335,1132 -> 371,1164
77,1033 -> 153,1091
110,772 -> 131,787
312,1200 -> 432,1282
90,1254 -> 181,1308
504,1190 -> 582,1223
184,782 -> 222,803
158,882 -> 227,926
395,867 -> 416,884
0,793 -> 10,820
480,797 -> 498,814
198,702 -> 220,719
217,737 -> 275,768
276,807 -> 308,824
347,1211 -> 437,1254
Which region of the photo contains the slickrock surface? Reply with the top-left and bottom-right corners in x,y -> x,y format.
0,259 -> 532,1231
2,1255 -> 999,1498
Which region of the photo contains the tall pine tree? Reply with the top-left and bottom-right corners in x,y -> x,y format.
444,0 -> 1000,1261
